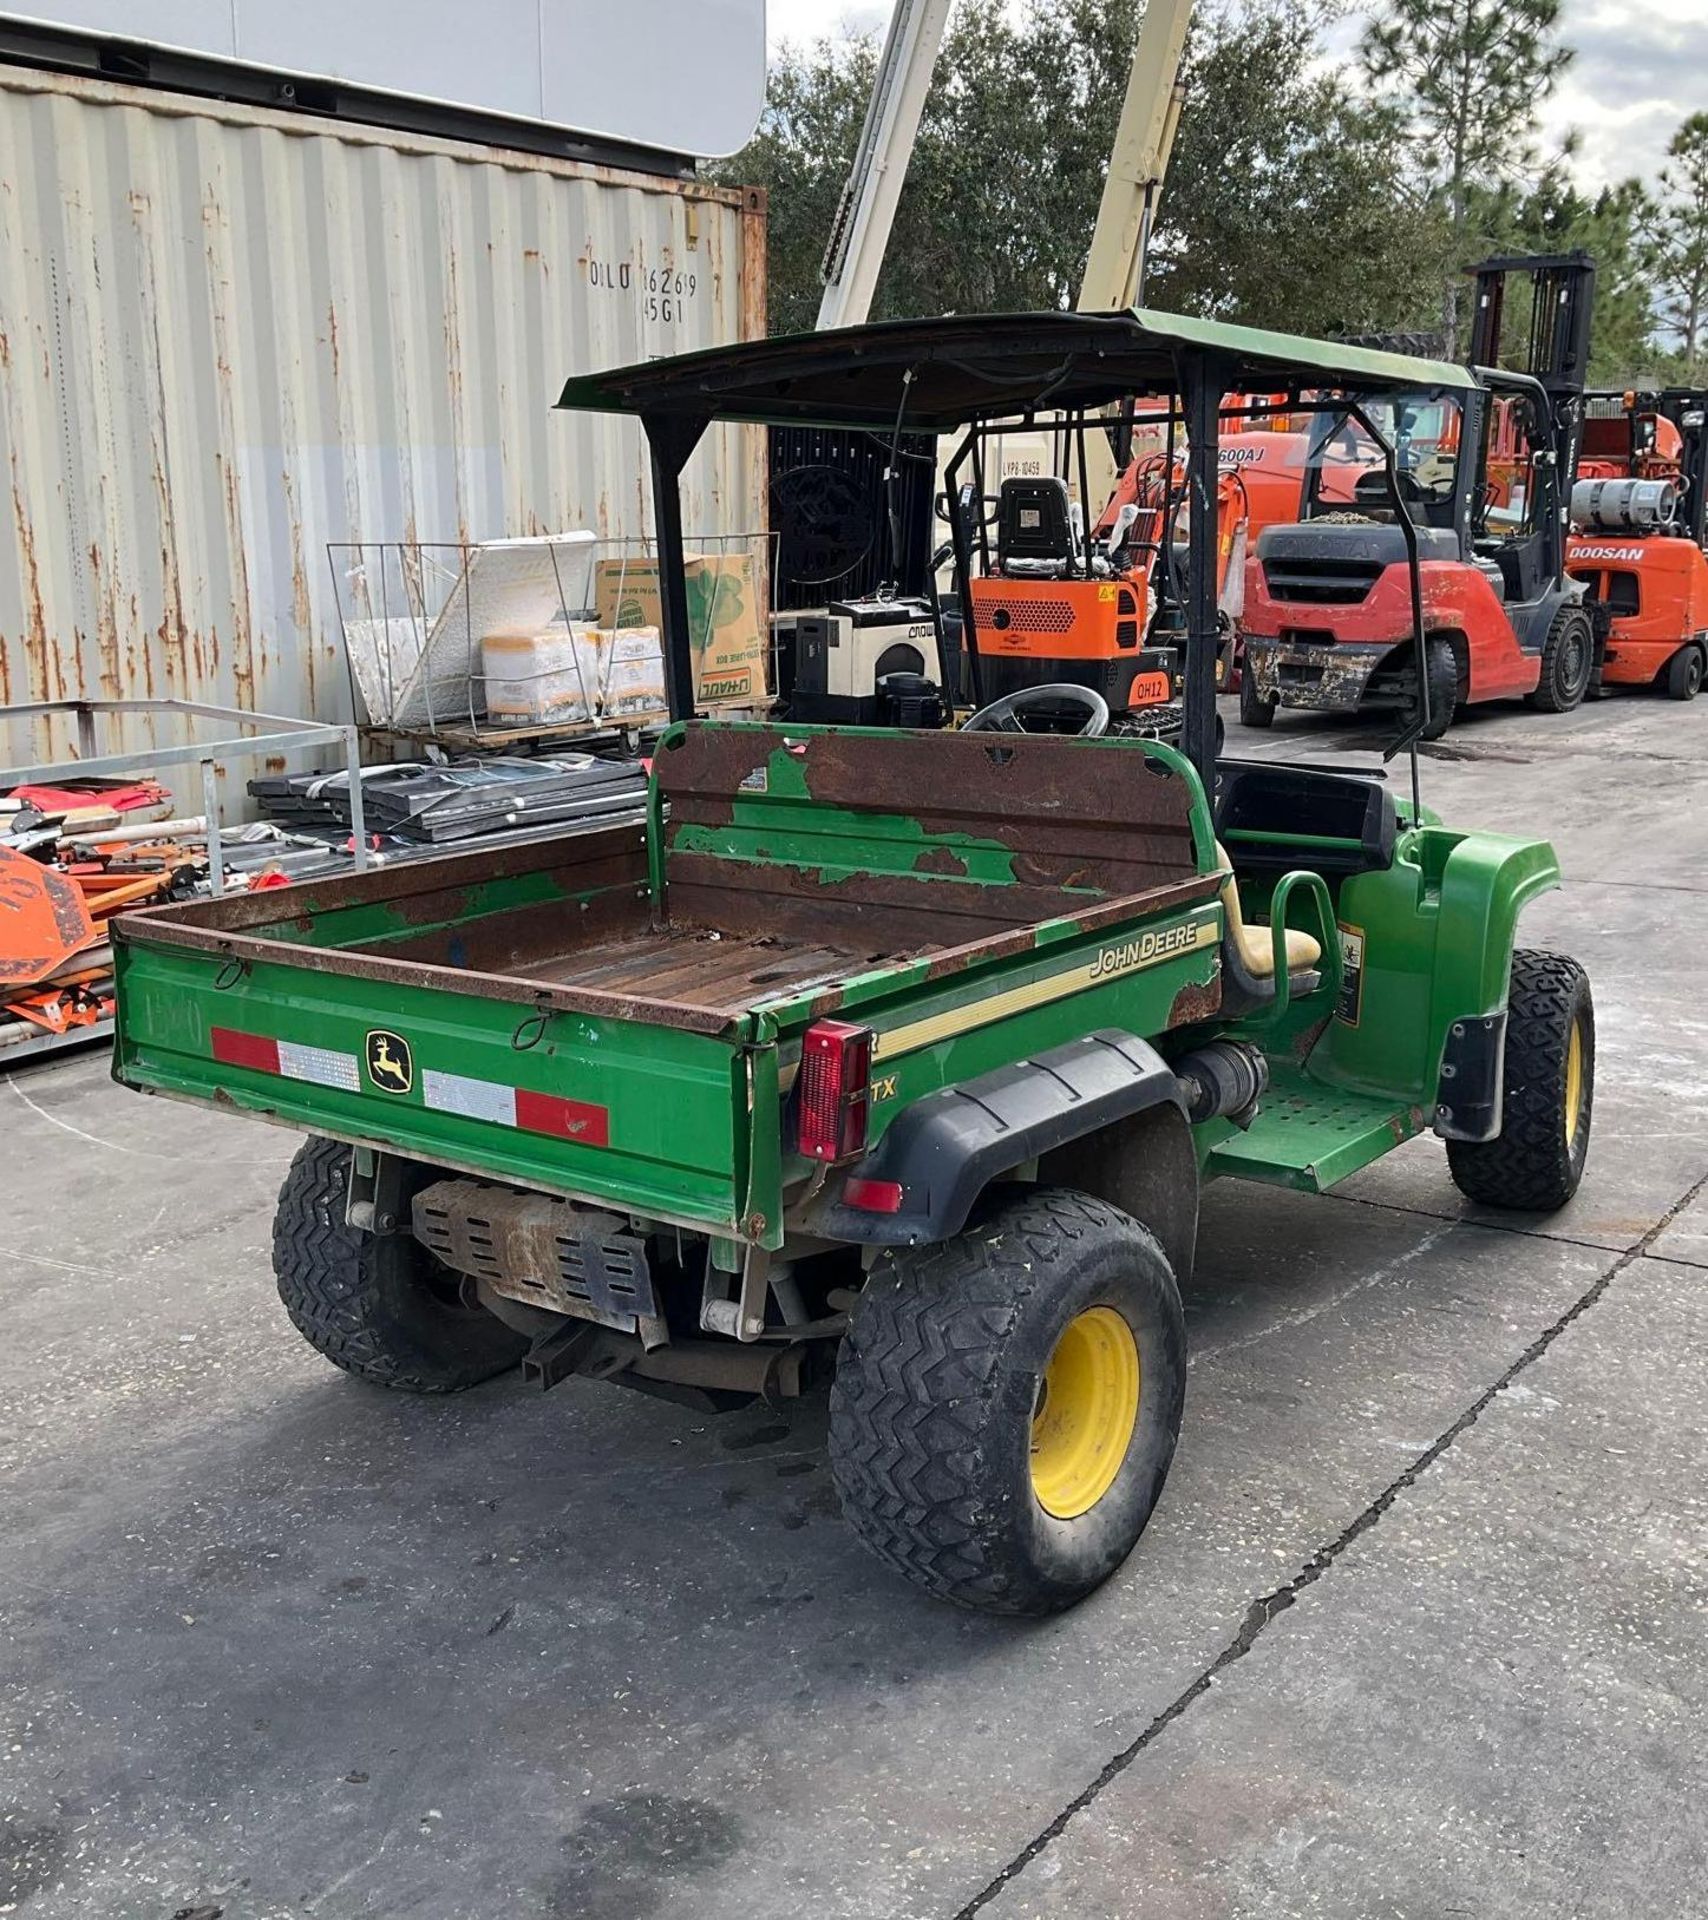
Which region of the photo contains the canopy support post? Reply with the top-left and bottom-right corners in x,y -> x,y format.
1181,353 -> 1228,793
643,412 -> 711,724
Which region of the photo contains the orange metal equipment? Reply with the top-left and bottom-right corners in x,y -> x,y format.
0,845 -> 97,988
960,472 -> 1182,725
1566,389 -> 1708,699
969,573 -> 1151,661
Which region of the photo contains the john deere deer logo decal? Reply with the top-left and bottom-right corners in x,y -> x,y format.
365,1030 -> 413,1095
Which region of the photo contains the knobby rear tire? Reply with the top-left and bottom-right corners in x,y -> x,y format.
828,1188 -> 1187,1615
272,1137 -> 527,1392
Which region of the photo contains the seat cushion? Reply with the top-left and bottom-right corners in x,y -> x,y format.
1214,842 -> 1322,978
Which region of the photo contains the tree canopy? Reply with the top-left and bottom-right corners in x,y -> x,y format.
714,0 -> 1686,386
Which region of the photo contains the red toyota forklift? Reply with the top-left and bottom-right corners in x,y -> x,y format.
1238,253 -> 1600,739
1567,388 -> 1708,700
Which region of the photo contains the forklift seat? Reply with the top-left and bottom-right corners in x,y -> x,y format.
996,477 -> 1080,577
1215,842 -> 1321,978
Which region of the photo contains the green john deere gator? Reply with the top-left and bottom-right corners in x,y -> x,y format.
110,311 -> 1595,1615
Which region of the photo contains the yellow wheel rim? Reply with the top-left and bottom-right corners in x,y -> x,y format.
1564,1017 -> 1585,1150
1030,1306 -> 1141,1520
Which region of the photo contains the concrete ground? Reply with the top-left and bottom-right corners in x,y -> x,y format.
3,694 -> 1706,1920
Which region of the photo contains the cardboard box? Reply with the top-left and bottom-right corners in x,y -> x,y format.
593,554 -> 767,706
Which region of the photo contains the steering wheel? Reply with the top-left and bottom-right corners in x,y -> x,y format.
1354,466 -> 1427,510
961,683 -> 1110,737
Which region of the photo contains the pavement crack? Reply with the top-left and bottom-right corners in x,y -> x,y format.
951,1163 -> 1708,1920
1314,1184 -> 1636,1256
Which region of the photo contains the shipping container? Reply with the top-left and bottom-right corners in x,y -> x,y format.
0,61 -> 767,769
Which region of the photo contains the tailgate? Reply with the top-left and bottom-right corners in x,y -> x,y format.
112,934 -> 777,1242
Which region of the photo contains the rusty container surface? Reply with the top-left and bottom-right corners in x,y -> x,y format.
0,62 -> 767,770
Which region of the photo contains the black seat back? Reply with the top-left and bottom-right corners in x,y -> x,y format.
1215,762 -> 1397,877
997,477 -> 1078,575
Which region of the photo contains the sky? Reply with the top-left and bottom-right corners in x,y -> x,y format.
763,0 -> 1708,194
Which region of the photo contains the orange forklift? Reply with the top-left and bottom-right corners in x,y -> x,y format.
1567,389 -> 1708,700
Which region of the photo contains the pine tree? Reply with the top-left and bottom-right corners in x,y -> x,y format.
1652,113 -> 1708,379
1360,0 -> 1573,353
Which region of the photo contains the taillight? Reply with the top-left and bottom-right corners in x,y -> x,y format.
796,1020 -> 873,1162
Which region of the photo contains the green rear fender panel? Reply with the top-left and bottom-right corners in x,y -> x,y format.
1316,824 -> 1561,1103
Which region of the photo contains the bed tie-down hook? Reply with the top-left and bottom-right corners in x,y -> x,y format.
212,951 -> 251,991
511,994 -> 555,1052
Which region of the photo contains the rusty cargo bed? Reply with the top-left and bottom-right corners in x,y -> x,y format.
115,724 -> 1221,1040
109,723 -> 1225,1243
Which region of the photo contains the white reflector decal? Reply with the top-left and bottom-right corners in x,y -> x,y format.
422,1068 -> 518,1126
276,1040 -> 361,1092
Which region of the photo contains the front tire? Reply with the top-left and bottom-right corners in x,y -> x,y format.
272,1138 -> 528,1391
1665,644 -> 1704,701
1406,636 -> 1459,741
1447,951 -> 1593,1212
1239,662 -> 1277,729
1527,605 -> 1595,713
828,1188 -> 1187,1615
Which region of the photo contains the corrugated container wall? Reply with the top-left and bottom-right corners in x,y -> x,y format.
0,64 -> 767,766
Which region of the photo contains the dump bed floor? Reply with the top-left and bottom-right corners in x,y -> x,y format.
507,926 -> 926,1008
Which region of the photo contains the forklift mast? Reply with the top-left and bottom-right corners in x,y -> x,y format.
1464,252 -> 1596,593
1467,251 -> 1596,475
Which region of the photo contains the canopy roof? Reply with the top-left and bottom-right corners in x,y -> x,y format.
555,307 -> 1477,433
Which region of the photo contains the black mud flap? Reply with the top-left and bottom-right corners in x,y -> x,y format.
1433,1010 -> 1507,1142
796,1029 -> 1184,1247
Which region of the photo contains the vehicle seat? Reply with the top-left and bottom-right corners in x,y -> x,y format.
997,477 -> 1080,578
1215,841 -> 1321,977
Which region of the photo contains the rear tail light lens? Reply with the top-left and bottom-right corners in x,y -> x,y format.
796,1020 -> 873,1163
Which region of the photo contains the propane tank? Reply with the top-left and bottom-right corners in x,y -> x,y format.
1571,477 -> 1678,532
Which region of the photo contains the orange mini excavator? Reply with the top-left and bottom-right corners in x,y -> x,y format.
956,400 -> 1357,730
964,473 -> 1185,734
1566,389 -> 1708,701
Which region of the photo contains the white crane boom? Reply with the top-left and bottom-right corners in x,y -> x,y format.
1073,0 -> 1193,506
1077,0 -> 1193,314
815,0 -> 954,331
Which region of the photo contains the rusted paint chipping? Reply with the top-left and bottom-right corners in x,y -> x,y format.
115,735 -> 1225,1039
1167,976 -> 1222,1026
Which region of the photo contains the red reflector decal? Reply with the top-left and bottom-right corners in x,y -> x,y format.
514,1088 -> 610,1148
843,1176 -> 904,1214
211,1026 -> 281,1074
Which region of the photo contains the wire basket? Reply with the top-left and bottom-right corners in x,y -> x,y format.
328,531 -> 775,745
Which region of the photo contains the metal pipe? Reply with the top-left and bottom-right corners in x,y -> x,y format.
644,414 -> 709,724
200,757 -> 224,898
945,430 -> 986,707
1346,399 -> 1426,821
343,725 -> 369,872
